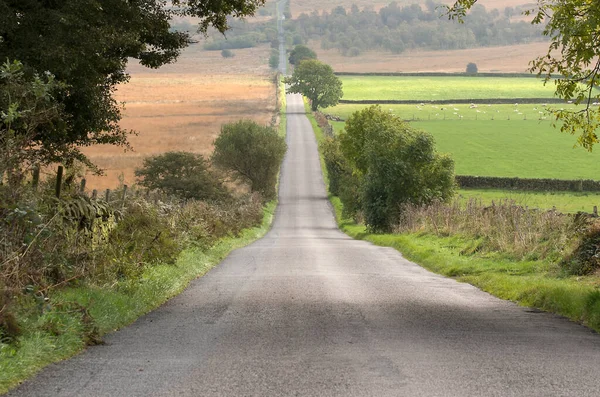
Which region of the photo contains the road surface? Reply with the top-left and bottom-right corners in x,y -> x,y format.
10,94 -> 600,396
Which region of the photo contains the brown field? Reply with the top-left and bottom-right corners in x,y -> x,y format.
313,41 -> 549,73
290,0 -> 536,17
82,44 -> 277,190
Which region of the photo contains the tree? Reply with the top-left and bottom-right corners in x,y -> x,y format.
447,0 -> 600,150
466,62 -> 478,74
0,0 -> 266,168
288,45 -> 317,66
135,152 -> 229,201
221,49 -> 235,58
0,60 -> 65,187
285,60 -> 343,111
339,106 -> 455,232
212,120 -> 287,200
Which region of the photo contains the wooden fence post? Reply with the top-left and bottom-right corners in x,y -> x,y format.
121,185 -> 128,208
32,166 -> 40,191
55,166 -> 64,198
594,206 -> 598,217
105,189 -> 110,202
92,189 -> 98,199
79,178 -> 86,194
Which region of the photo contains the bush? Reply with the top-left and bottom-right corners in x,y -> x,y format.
135,152 -> 229,201
288,45 -> 317,66
562,221 -> 600,275
339,105 -> 455,232
466,62 -> 478,74
221,49 -> 235,58
212,120 -> 287,200
269,50 -> 279,69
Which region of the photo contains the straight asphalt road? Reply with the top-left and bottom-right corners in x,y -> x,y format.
9,94 -> 600,396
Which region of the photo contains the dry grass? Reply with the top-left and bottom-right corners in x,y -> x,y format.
82,45 -> 277,190
314,41 -> 549,73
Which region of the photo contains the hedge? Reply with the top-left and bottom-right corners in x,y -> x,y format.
456,175 -> 600,192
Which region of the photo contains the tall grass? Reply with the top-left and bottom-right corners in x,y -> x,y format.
396,199 -> 581,262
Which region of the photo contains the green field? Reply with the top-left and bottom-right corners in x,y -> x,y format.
457,189 -> 600,214
328,103 -> 579,122
339,76 -> 560,101
332,118 -> 599,180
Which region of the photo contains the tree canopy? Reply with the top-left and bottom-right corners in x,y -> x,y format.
0,0 -> 265,169
285,60 -> 343,111
447,0 -> 600,150
288,45 -> 317,66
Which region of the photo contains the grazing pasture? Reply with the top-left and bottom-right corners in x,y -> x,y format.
338,75 -> 560,101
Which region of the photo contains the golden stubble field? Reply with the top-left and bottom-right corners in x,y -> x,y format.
82,44 -> 277,190
313,41 -> 549,73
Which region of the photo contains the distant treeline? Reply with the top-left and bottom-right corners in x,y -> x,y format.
287,1 -> 546,56
456,176 -> 600,192
198,1 -> 546,54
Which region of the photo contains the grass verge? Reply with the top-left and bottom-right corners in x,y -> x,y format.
0,201 -> 276,394
306,105 -> 600,334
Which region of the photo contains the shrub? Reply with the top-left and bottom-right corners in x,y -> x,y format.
340,105 -> 455,232
562,220 -> 600,275
269,50 -> 279,69
221,49 -> 235,58
135,152 -> 229,201
466,62 -> 478,74
212,120 -> 287,200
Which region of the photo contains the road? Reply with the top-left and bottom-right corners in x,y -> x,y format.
10,94 -> 600,396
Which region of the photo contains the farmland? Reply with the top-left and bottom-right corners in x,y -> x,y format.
81,44 -> 277,190
325,73 -> 600,211
339,75 -> 559,101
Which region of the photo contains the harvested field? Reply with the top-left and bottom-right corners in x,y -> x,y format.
82,45 -> 277,190
313,41 -> 549,73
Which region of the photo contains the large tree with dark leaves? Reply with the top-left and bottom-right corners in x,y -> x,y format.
0,0 -> 265,169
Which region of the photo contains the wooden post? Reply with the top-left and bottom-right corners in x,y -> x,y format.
121,185 -> 128,208
79,178 -> 86,193
32,166 -> 40,191
105,189 -> 110,202
594,206 -> 598,217
92,189 -> 98,199
55,166 -> 63,198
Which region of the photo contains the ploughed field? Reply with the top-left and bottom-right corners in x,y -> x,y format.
326,75 -> 600,213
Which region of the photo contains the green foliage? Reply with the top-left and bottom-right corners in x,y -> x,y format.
135,152 -> 229,201
339,106 -> 455,232
466,62 -> 478,74
0,60 -> 66,182
562,222 -> 600,276
0,0 -> 265,168
448,0 -> 600,150
288,45 -> 317,66
285,60 -> 343,111
212,120 -> 287,200
220,49 -> 235,58
269,49 -> 280,69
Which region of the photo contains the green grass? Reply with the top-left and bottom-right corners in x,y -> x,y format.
0,202 -> 277,394
327,104 -> 600,180
458,189 -> 600,214
339,76 -> 560,101
328,103 -> 578,121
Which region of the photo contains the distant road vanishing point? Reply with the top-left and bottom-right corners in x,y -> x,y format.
10,94 -> 600,396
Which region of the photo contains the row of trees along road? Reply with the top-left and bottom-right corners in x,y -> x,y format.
0,0 -> 266,184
